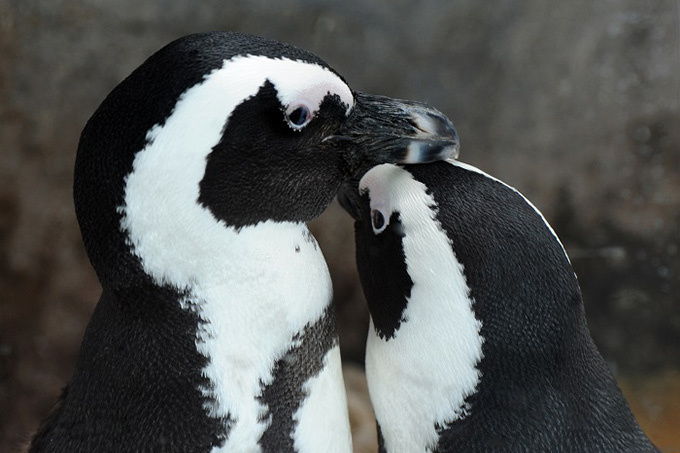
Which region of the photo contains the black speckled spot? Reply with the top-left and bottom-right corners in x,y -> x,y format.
302,229 -> 318,250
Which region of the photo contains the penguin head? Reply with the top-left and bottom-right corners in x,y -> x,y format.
339,160 -> 583,358
74,31 -> 459,289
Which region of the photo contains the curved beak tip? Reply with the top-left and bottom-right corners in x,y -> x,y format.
403,138 -> 460,164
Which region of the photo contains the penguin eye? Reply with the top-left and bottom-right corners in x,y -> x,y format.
286,104 -> 312,130
371,209 -> 388,234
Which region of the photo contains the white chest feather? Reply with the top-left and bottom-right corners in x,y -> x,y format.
185,223 -> 338,452
362,165 -> 484,453
118,55 -> 352,452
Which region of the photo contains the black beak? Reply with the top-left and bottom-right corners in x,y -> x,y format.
329,91 -> 460,176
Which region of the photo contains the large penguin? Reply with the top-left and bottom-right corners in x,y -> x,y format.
339,160 -> 658,452
29,32 -> 459,453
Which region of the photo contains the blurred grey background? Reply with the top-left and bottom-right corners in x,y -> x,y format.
1,0 -> 679,451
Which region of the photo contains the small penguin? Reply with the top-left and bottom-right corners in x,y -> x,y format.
339,160 -> 658,452
29,32 -> 459,453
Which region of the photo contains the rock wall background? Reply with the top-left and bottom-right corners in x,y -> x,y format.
1,0 -> 678,451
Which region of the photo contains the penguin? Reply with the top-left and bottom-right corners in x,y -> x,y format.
29,32 -> 459,453
338,160 -> 658,452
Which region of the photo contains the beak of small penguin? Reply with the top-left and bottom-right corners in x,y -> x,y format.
326,91 -> 460,173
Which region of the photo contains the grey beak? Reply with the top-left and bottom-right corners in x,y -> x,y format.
330,91 -> 460,174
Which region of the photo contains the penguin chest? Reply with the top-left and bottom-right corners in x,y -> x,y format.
184,223 -> 351,453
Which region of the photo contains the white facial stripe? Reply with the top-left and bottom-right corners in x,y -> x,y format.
360,164 -> 484,453
359,165 -> 396,218
232,55 -> 354,115
448,160 -> 571,262
120,55 -> 349,450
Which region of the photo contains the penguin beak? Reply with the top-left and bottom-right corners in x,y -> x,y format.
328,91 -> 460,175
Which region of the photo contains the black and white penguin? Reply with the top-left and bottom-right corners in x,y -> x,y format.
29,32 -> 459,453
339,160 -> 658,452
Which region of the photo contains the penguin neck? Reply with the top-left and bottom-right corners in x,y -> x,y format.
118,218 -> 351,451
177,221 -> 334,443
363,170 -> 485,453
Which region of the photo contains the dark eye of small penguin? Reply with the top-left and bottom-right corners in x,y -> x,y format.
286,104 -> 312,129
371,209 -> 388,234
